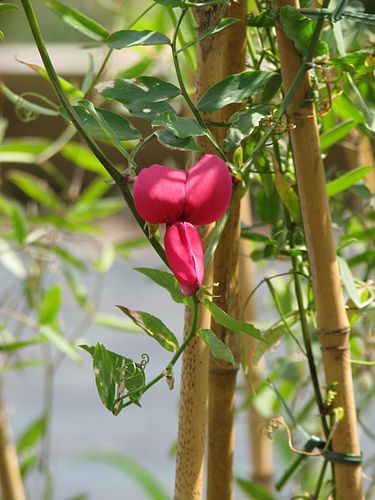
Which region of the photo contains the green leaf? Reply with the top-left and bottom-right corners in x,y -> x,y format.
64,270 -> 91,310
81,344 -> 146,411
198,71 -> 276,112
83,450 -> 169,500
7,171 -> 62,210
117,306 -> 179,352
0,338 -> 44,353
225,104 -> 268,149
236,477 -> 274,500
246,11 -> 275,27
94,313 -> 141,332
10,205 -> 27,244
134,267 -> 192,305
79,177 -> 111,203
100,77 -> 180,120
332,94 -> 365,125
320,119 -> 356,150
46,0 -> 109,41
337,256 -> 363,309
61,142 -> 108,175
17,416 -> 46,454
153,0 -> 184,7
202,298 -> 265,342
114,238 -> 148,258
274,170 -> 301,224
107,30 -> 170,49
253,314 -> 298,364
279,6 -> 328,58
0,3 -> 18,14
0,83 -> 59,117
198,328 -> 236,367
180,17 -> 241,51
93,343 -> 116,410
95,244 -> 116,273
255,187 -> 280,224
326,166 -> 372,197
329,51 -> 375,78
152,111 -> 205,138
39,284 -> 61,325
40,325 -> 81,363
61,105 -> 141,142
68,198 -> 123,223
0,238 -> 26,279
0,31 -> 4,41
155,130 -> 201,152
17,59 -> 83,99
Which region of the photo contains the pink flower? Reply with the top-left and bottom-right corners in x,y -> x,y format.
133,154 -> 232,295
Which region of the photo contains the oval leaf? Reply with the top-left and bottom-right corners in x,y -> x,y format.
107,30 -> 171,49
198,328 -> 236,367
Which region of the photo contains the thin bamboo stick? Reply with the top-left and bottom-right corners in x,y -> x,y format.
240,197 -> 274,491
173,5 -> 229,498
204,2 -> 247,499
275,1 -> 363,498
0,393 -> 26,500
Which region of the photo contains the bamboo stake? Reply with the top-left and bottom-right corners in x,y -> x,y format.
173,5 -> 229,498
0,393 -> 26,500
275,1 -> 363,498
354,132 -> 375,194
203,2 -> 247,499
240,197 -> 273,491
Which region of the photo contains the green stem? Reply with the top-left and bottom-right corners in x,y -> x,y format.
121,296 -> 200,410
171,9 -> 225,159
20,0 -> 168,267
314,458 -> 330,498
288,219 -> 329,437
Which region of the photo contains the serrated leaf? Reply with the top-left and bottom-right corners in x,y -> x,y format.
7,171 -> 62,210
155,129 -> 201,152
117,306 -> 179,352
39,284 -> 61,325
225,104 -> 268,149
320,119 -> 356,150
152,111 -> 205,138
60,105 -> 140,142
202,298 -> 265,342
198,328 -> 236,367
46,0 -> 109,41
107,30 -> 170,49
135,267 -> 192,305
40,325 -> 81,363
198,71 -> 276,112
326,166 -> 372,197
279,6 -> 328,58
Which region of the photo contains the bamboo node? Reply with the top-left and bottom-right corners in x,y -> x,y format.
317,325 -> 350,337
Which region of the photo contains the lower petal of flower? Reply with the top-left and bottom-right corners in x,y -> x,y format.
164,222 -> 204,296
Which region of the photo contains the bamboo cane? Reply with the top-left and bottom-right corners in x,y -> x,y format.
240,197 -> 274,491
354,133 -> 375,194
0,393 -> 26,500
275,1 -> 363,497
203,2 -> 247,499
173,5 -> 230,498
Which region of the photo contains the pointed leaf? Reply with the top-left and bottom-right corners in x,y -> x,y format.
327,166 -> 372,197
198,328 -> 236,367
46,0 -> 109,41
117,306 -> 179,352
7,171 -> 62,209
107,30 -> 170,49
40,325 -> 81,363
17,416 -> 46,454
134,267 -> 192,305
38,284 -> 61,325
202,298 -> 265,342
152,112 -> 205,138
197,71 -> 276,112
155,130 -> 201,152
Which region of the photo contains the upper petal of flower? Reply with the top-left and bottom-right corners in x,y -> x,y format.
164,222 -> 204,296
184,154 -> 232,225
133,164 -> 187,224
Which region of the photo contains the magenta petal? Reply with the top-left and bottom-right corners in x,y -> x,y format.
133,164 -> 187,224
184,154 -> 232,225
164,222 -> 204,296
